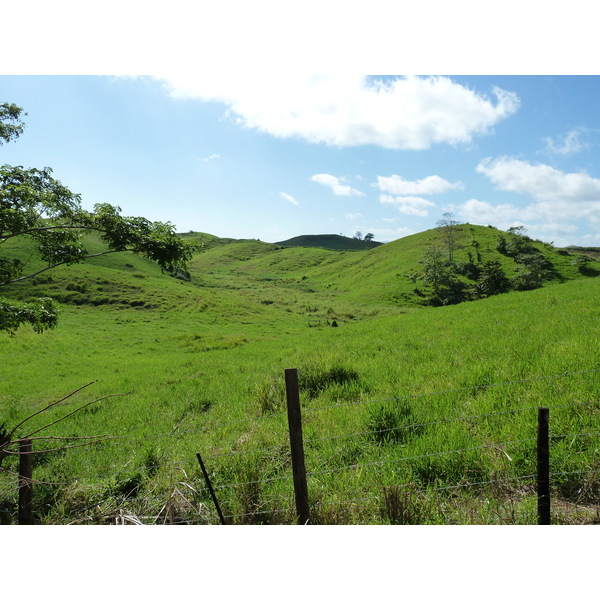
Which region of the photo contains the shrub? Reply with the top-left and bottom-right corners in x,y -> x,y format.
380,484 -> 432,524
572,255 -> 599,276
455,261 -> 480,280
255,376 -> 285,414
299,364 -> 359,399
473,260 -> 510,298
366,401 -> 422,445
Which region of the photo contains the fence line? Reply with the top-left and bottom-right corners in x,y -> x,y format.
2,366 -> 600,524
299,366 -> 600,414
6,368 -> 593,453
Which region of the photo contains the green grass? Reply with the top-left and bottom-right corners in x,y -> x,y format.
275,233 -> 382,250
1,225 -> 599,524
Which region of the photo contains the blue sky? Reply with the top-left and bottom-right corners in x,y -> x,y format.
3,74 -> 600,246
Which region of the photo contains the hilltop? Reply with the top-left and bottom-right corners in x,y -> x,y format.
2,223 -> 597,328
275,233 -> 382,250
2,222 -> 600,525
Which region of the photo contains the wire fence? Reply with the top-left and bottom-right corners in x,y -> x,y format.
1,367 -> 599,524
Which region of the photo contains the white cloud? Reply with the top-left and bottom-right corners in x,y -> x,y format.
543,128 -> 587,156
380,194 -> 436,217
369,226 -> 415,242
157,75 -> 520,149
456,156 -> 600,245
458,198 -> 581,245
311,174 -> 364,197
459,198 -> 535,226
197,153 -> 220,162
280,192 -> 299,205
476,157 -> 600,215
376,174 -> 463,195
346,213 -> 363,220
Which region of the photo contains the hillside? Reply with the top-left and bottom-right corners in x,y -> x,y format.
275,233 -> 382,250
2,224 -> 596,327
2,223 -> 600,525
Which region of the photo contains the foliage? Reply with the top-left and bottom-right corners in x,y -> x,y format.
418,245 -> 464,305
0,103 -> 26,145
276,233 -> 381,250
496,228 -> 536,258
2,242 -> 600,523
366,401 -> 422,445
1,104 -> 196,334
299,363 -> 360,399
473,259 -> 510,298
572,254 -> 599,276
511,254 -> 551,291
1,216 -> 600,523
0,296 -> 59,335
454,260 -> 480,280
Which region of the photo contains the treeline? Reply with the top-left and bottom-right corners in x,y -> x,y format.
408,219 -> 598,307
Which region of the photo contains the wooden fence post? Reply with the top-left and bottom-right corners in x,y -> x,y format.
285,368 -> 310,525
537,408 -> 551,525
18,438 -> 34,525
196,452 -> 226,525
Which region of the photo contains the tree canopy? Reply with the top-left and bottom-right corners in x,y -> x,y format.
1,103 -> 196,335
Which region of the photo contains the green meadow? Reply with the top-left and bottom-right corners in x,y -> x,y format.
1,224 -> 599,524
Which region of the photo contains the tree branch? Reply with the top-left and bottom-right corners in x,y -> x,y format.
0,225 -> 101,244
21,391 -> 132,441
6,381 -> 98,438
2,249 -> 137,286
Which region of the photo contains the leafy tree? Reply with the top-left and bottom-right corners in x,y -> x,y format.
353,231 -> 363,240
0,103 -> 26,145
419,245 -> 463,305
507,225 -> 527,236
1,103 -> 195,335
364,233 -> 375,242
497,227 -> 536,258
511,254 -> 550,291
473,259 -> 510,298
572,254 -> 598,276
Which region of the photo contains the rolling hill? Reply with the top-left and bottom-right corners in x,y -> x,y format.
275,233 -> 383,250
2,224 -> 596,324
2,223 -> 600,525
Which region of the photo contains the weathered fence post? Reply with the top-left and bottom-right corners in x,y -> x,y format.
285,368 -> 310,524
18,438 -> 34,525
537,407 -> 551,525
196,451 -> 226,525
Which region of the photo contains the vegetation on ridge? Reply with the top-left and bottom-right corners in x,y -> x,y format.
2,102 -> 600,525
1,213 -> 599,524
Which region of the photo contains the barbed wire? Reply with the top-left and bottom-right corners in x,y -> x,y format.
550,431 -> 600,441
5,367 -> 595,458
301,366 -> 600,414
304,437 -> 538,480
304,405 -> 600,448
2,366 -> 599,524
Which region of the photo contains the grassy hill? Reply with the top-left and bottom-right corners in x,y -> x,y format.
275,233 -> 382,250
4,223 -> 591,318
1,223 -> 599,524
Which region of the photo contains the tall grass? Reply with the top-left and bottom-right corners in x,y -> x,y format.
1,226 -> 599,523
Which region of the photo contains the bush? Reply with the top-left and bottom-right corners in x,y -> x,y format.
572,255 -> 599,276
366,401 -> 422,445
379,484 -> 432,524
454,261 -> 480,280
299,364 -> 359,399
473,260 -> 510,298
255,376 -> 285,414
